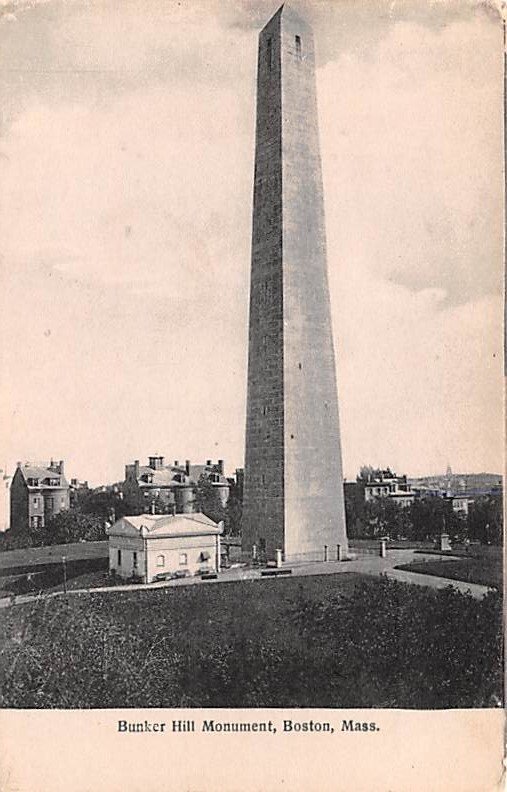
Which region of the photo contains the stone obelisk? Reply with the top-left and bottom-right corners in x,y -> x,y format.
242,4 -> 348,562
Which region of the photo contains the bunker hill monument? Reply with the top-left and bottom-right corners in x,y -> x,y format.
242,5 -> 348,562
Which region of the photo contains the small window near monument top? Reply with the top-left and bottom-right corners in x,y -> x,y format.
295,35 -> 301,57
267,38 -> 272,70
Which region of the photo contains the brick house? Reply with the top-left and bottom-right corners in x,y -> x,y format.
123,456 -> 229,516
10,460 -> 70,533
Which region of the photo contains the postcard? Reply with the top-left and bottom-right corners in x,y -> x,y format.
0,1 -> 504,790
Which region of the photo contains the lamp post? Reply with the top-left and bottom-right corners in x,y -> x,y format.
62,555 -> 67,594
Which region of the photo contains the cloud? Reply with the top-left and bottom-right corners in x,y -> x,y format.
0,1 -> 503,483
319,14 -> 503,307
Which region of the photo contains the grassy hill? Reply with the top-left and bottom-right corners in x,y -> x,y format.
0,573 -> 502,709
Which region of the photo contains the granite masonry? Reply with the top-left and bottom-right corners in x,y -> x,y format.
242,5 -> 348,562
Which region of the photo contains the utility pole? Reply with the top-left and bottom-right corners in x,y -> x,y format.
62,555 -> 67,594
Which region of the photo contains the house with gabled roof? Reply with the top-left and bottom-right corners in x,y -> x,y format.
10,459 -> 70,533
106,512 -> 223,582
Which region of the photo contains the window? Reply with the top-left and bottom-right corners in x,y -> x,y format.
60,497 -> 66,506
117,549 -> 122,566
156,554 -> 165,567
133,551 -> 138,569
262,405 -> 268,415
179,553 -> 188,566
298,363 -> 302,370
267,38 -> 272,70
295,35 -> 301,57
33,497 -> 39,507
261,474 -> 266,486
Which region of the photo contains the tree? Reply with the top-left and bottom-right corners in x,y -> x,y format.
468,494 -> 503,545
357,466 -> 375,483
408,496 -> 462,542
193,475 -> 226,525
43,510 -> 105,544
363,498 -> 411,539
344,483 -> 366,538
77,486 -> 128,522
225,488 -> 242,537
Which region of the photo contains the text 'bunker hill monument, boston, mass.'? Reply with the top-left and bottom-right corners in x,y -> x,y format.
242,5 -> 348,563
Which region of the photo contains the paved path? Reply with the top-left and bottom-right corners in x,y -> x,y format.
0,548 -> 492,608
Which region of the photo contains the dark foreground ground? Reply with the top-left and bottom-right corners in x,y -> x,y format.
0,573 -> 502,709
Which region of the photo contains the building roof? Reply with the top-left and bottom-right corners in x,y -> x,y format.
108,512 -> 223,539
135,463 -> 228,488
17,465 -> 69,489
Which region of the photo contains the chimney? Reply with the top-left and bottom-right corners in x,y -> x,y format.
185,460 -> 191,475
174,460 -> 179,467
206,459 -> 212,467
218,459 -> 224,475
58,460 -> 64,476
134,460 -> 139,478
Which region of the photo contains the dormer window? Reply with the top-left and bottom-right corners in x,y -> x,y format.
27,478 -> 39,487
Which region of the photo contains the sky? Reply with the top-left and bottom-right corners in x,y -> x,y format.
0,0 -> 504,486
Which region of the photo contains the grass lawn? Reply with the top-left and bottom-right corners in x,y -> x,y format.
0,541 -> 108,570
0,573 -> 502,710
0,541 -> 109,597
396,558 -> 502,589
399,545 -> 503,589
